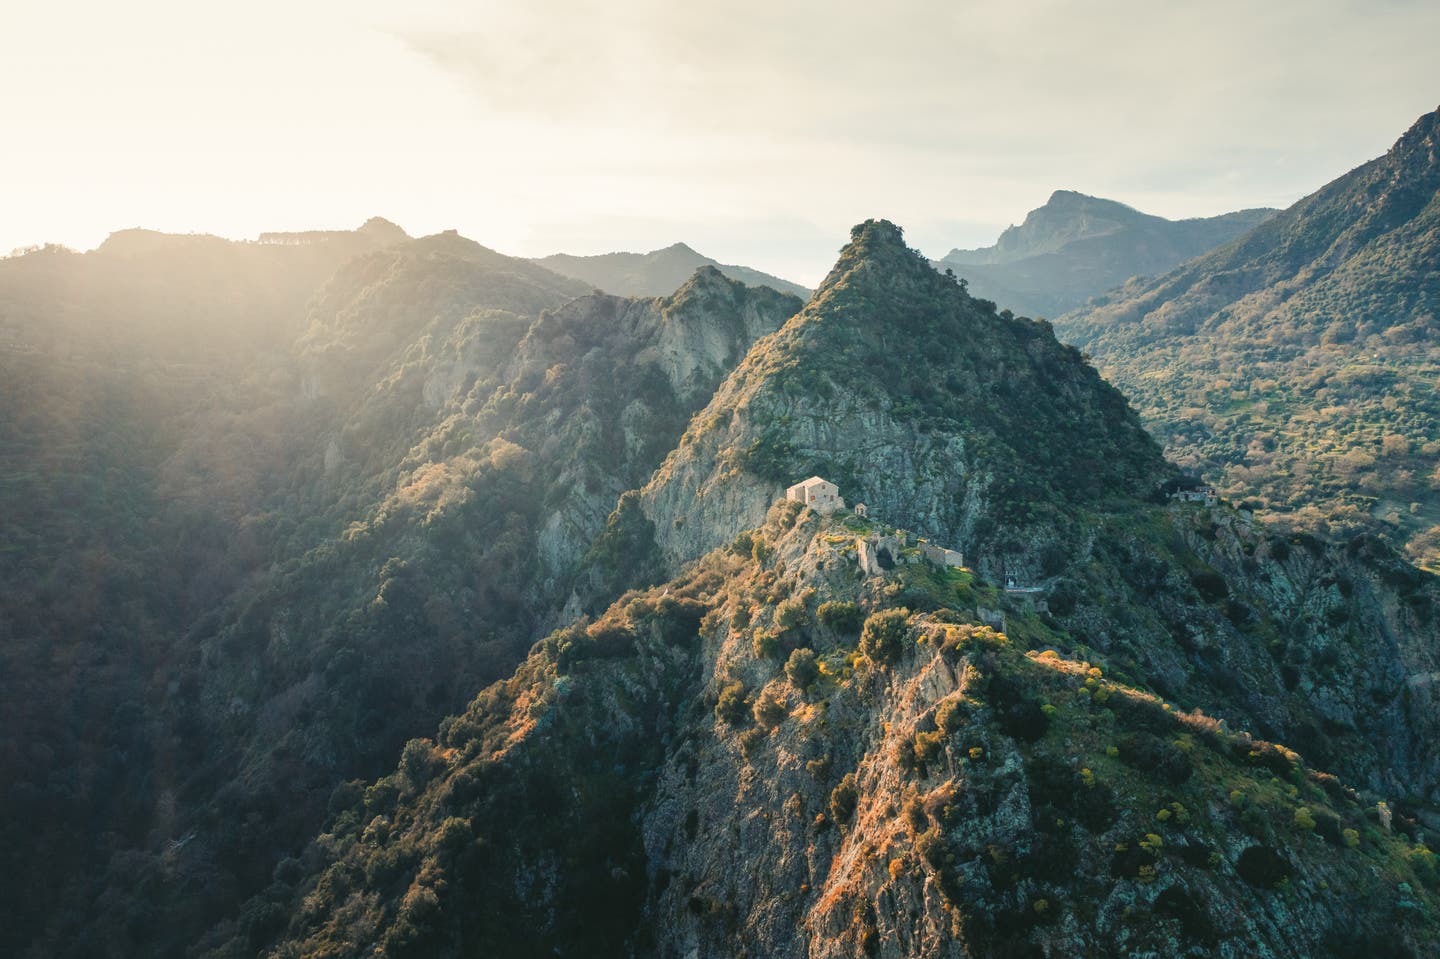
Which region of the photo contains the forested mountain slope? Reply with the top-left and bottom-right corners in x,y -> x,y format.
1055,106 -> 1440,570
1,224 -> 800,957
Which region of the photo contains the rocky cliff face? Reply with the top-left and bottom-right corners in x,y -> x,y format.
492,266 -> 803,595
641,219 -> 1167,583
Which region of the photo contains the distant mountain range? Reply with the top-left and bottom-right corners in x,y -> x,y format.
934,191 -> 1276,318
1056,105 -> 1440,570
532,241 -> 811,299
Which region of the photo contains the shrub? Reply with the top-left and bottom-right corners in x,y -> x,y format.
916,826 -> 948,869
935,697 -> 966,734
785,648 -> 820,690
1237,845 -> 1291,888
399,740 -> 439,789
892,737 -> 917,772
776,598 -> 807,631
715,680 -> 749,725
1411,845 -> 1439,886
817,600 -> 863,634
753,685 -> 788,727
1118,732 -> 1193,784
1191,569 -> 1229,602
914,730 -> 944,765
860,608 -> 910,665
585,618 -> 637,658
1154,885 -> 1217,944
1000,699 -> 1049,742
989,675 -> 1050,744
652,596 -> 708,645
830,773 -> 859,825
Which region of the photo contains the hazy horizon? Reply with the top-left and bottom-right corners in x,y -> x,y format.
5,0 -> 1438,286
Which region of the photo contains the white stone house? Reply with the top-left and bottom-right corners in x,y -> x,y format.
1170,486 -> 1218,506
786,476 -> 844,515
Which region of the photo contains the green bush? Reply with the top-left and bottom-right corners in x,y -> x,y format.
753,686 -> 788,727
1118,732 -> 1193,784
860,608 -> 909,665
817,600 -> 863,634
935,697 -> 966,734
913,730 -> 944,765
775,597 -> 807,631
830,773 -> 859,825
715,680 -> 749,725
785,648 -> 819,690
752,630 -> 781,659
1236,845 -> 1291,888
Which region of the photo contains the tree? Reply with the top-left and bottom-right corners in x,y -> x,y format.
859,608 -> 909,666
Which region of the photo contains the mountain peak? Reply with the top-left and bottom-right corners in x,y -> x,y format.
642,219 -> 1168,574
848,217 -> 909,250
532,245 -> 810,299
356,216 -> 409,243
1045,188 -> 1093,205
814,218 -> 923,294
936,190 -> 1277,316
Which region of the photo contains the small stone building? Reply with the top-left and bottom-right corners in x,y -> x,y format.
857,534 -> 902,575
786,476 -> 845,515
921,543 -> 964,568
1170,486 -> 1218,506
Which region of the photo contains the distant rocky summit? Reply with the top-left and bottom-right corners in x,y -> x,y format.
533,241 -> 811,299
934,191 -> 1275,319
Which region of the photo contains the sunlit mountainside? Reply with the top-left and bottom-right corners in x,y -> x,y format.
2,109 -> 1439,959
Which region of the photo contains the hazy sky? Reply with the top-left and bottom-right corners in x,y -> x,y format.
4,0 -> 1437,285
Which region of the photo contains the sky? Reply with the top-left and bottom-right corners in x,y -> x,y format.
3,0 -> 1438,287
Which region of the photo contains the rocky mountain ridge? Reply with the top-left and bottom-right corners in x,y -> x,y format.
245,494 -> 1440,959
640,219 -> 1167,582
934,191 -> 1275,319
533,241 -> 811,299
